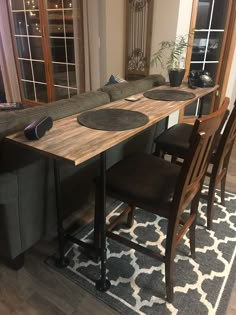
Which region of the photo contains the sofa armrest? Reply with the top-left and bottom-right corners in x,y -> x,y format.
0,172 -> 22,259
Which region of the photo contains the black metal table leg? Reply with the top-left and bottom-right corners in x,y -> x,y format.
95,152 -> 111,291
53,159 -> 70,268
198,97 -> 204,118
164,116 -> 169,130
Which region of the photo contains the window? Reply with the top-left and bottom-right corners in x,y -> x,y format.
9,0 -> 84,104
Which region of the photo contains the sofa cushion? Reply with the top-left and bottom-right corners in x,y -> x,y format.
143,74 -> 166,86
44,90 -> 110,120
0,91 -> 110,139
100,79 -> 154,102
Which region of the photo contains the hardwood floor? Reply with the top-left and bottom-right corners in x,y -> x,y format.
0,142 -> 235,315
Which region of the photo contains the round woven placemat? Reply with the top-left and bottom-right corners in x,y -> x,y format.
143,89 -> 195,101
78,108 -> 149,131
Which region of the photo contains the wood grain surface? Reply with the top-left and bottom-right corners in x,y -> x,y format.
7,84 -> 218,166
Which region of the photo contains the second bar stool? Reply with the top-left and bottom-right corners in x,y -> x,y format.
154,98 -> 236,229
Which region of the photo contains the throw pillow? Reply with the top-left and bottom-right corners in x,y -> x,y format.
105,74 -> 119,86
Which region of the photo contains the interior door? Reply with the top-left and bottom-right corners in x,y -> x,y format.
179,0 -> 236,124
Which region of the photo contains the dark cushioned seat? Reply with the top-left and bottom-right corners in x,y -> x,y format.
154,123 -> 192,157
107,153 -> 180,215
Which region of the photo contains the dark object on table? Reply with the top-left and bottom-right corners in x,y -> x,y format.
94,96 -> 227,302
143,89 -> 195,101
188,70 -> 214,89
154,97 -> 235,230
0,102 -> 24,110
78,108 -> 149,131
24,116 -> 53,140
168,69 -> 185,87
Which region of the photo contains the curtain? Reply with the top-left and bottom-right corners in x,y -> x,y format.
0,1 -> 21,102
82,0 -> 101,91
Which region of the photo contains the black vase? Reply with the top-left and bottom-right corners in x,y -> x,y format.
168,69 -> 185,87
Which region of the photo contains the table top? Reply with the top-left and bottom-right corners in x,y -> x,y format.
6,84 -> 218,166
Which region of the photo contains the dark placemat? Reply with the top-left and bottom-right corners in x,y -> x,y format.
143,89 -> 195,101
78,108 -> 149,131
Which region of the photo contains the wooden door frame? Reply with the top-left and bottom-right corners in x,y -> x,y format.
179,0 -> 236,123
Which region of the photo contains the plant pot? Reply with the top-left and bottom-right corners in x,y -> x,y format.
168,69 -> 185,87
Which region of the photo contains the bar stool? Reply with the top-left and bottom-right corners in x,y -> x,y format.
154,98 -> 236,229
94,100 -> 227,302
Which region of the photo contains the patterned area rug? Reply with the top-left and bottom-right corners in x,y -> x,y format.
47,188 -> 236,315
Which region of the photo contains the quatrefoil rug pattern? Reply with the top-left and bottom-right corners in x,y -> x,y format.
47,188 -> 236,315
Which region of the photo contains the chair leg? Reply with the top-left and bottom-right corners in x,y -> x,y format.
190,191 -> 201,258
154,147 -> 165,158
94,182 -> 102,251
165,251 -> 174,303
206,183 -> 216,230
126,205 -> 135,228
189,216 -> 197,259
220,175 -> 226,206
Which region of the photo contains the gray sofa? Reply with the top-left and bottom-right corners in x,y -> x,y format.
0,75 -> 165,269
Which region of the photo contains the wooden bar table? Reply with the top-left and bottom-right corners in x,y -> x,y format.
6,83 -> 219,291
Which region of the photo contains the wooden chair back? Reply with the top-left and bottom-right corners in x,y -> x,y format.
173,97 -> 230,215
213,100 -> 236,175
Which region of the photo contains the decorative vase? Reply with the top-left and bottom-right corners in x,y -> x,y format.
168,69 -> 185,87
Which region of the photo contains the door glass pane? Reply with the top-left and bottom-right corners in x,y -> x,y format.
53,63 -> 67,85
196,0 -> 211,29
50,38 -> 66,62
184,101 -> 198,116
26,11 -> 41,36
22,81 -> 35,100
47,0 -> 62,9
68,65 -> 76,87
206,32 -> 223,61
35,83 -> 48,102
11,0 -> 24,10
48,11 -> 64,36
69,88 -> 77,97
200,94 -> 212,116
54,86 -> 69,100
192,32 -> 208,61
33,61 -> 46,82
16,37 -> 30,58
211,0 -> 229,29
29,37 -> 44,60
66,39 -> 74,63
190,63 -> 203,72
203,63 -> 218,82
64,0 -> 73,9
24,0 -> 39,10
19,60 -> 33,81
65,10 -> 73,35
13,12 -> 27,35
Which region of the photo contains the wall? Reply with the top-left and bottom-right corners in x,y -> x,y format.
150,0 -> 193,127
150,0 -> 180,78
101,0 -> 126,84
226,49 -> 236,111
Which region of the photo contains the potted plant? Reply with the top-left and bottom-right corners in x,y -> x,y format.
151,34 -> 191,87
